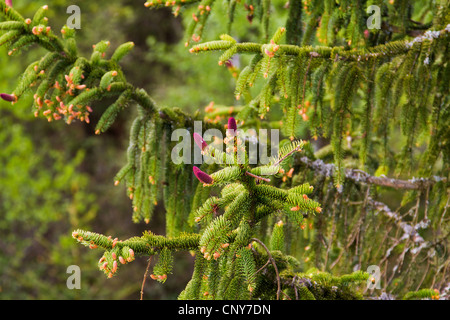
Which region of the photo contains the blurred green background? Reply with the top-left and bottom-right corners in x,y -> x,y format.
0,0 -> 250,299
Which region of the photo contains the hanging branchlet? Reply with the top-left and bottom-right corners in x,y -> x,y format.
0,3 -> 139,128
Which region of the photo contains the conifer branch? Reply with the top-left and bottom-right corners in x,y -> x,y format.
297,156 -> 447,191
190,25 -> 450,61
0,2 -> 223,135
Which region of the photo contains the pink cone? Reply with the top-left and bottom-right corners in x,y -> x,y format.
193,132 -> 208,150
193,166 -> 213,184
227,117 -> 237,136
5,0 -> 12,8
0,93 -> 16,102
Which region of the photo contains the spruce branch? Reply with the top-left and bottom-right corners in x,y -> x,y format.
0,3 -> 223,133
297,156 -> 447,191
72,229 -> 200,278
190,25 -> 450,62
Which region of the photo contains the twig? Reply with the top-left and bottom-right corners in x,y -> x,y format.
251,237 -> 281,300
281,290 -> 292,300
245,171 -> 271,182
254,259 -> 271,275
297,156 -> 446,190
140,256 -> 153,300
273,144 -> 303,167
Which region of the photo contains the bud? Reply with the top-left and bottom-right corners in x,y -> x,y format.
158,274 -> 167,280
112,261 -> 118,273
193,166 -> 213,185
5,0 -> 12,7
193,132 -> 208,151
0,93 -> 17,102
111,252 -> 117,260
287,168 -> 294,177
226,117 -> 237,137
119,256 -> 126,264
264,48 -> 274,58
